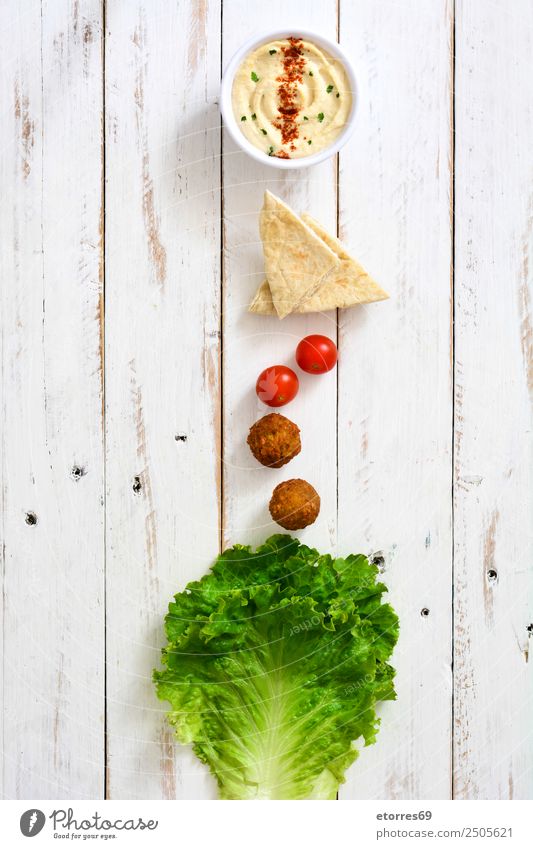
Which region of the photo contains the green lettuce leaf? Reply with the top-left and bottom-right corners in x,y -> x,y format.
154,535 -> 399,799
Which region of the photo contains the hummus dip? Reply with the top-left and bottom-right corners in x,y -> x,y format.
231,37 -> 352,160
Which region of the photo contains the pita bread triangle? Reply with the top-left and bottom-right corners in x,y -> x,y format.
259,191 -> 340,318
302,214 -> 389,305
250,209 -> 388,316
249,279 -> 277,314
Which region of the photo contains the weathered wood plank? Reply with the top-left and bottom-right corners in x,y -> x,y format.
105,0 -> 221,799
0,0 -> 105,798
453,0 -> 533,800
338,0 -> 454,799
221,1 -> 339,557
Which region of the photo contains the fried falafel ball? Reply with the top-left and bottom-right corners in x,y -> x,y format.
247,413 -> 301,469
269,478 -> 320,530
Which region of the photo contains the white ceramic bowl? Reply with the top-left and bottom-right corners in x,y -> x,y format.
220,29 -> 358,170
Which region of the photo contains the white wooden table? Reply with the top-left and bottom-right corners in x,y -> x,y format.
1,0 -> 532,800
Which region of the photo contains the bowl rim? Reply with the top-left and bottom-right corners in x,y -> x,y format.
220,28 -> 358,170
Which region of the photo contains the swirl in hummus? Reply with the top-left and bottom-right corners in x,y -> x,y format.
231,37 -> 352,160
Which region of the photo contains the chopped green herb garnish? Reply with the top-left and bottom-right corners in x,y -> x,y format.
309,70 -> 314,76
251,113 -> 257,120
308,140 -> 312,145
241,115 -> 246,121
326,84 -> 334,93
336,92 -> 340,98
251,71 -> 259,82
269,49 -> 277,55
303,115 -> 309,121
261,128 -> 267,135
317,112 -> 324,122
267,146 -> 274,156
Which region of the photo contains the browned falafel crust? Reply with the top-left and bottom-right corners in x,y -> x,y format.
247,413 -> 301,468
269,478 -> 320,530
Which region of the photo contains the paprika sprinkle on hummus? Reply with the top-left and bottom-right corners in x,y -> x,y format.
231,37 -> 352,160
273,37 -> 306,149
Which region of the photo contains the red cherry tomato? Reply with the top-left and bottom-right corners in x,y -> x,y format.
256,365 -> 299,407
295,335 -> 338,374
